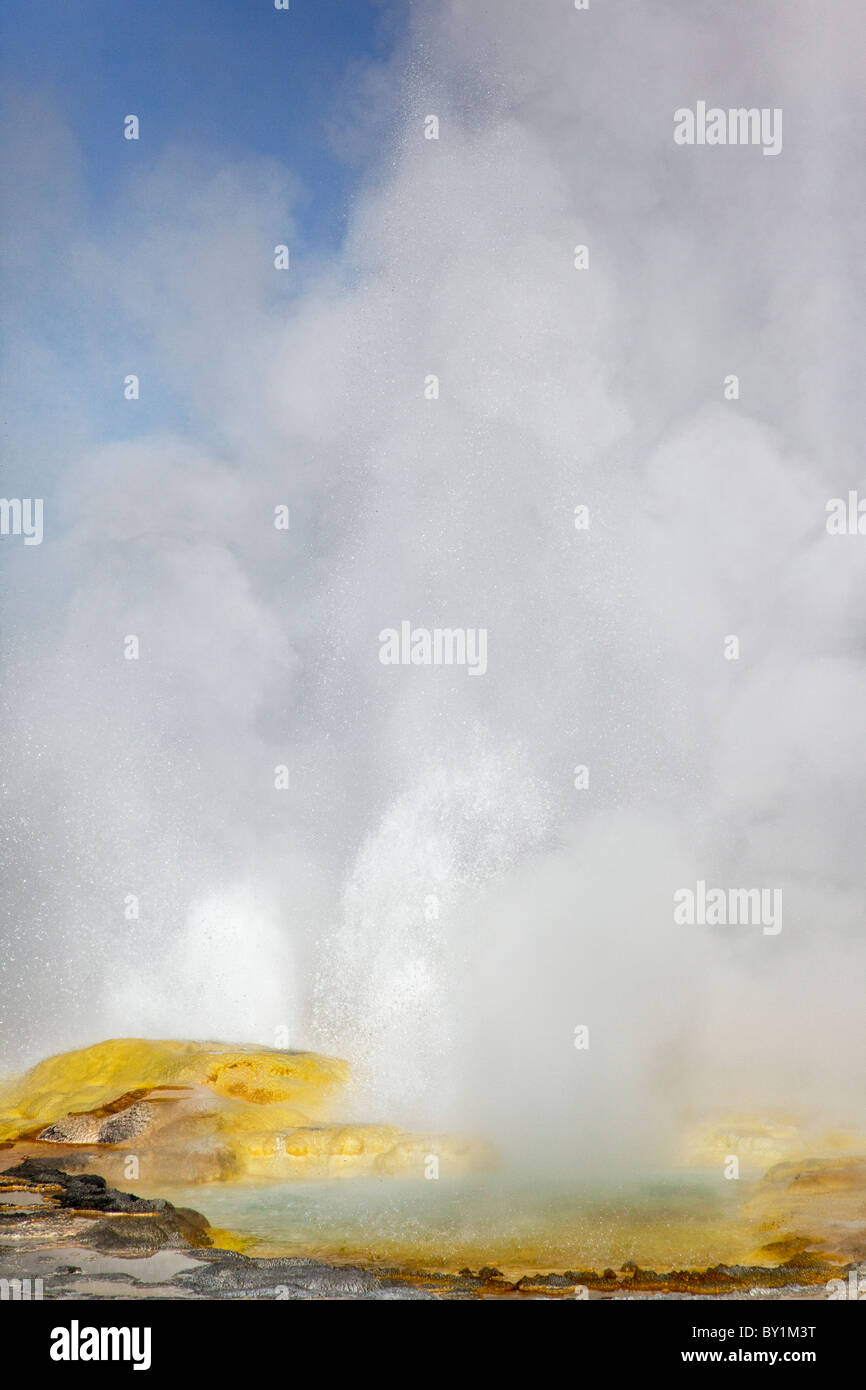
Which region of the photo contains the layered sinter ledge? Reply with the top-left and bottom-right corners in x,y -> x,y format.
0,1038 -> 493,1184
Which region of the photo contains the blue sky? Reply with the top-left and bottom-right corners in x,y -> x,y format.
0,0 -> 409,456
0,0 -> 404,248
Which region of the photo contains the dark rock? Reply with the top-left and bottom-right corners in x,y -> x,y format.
517,1271 -> 582,1289
1,1159 -> 168,1213
0,1159 -> 212,1250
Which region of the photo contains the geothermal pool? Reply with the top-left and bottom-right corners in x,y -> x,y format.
157,1171 -> 755,1274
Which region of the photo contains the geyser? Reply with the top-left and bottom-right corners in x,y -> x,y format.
0,0 -> 864,1196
